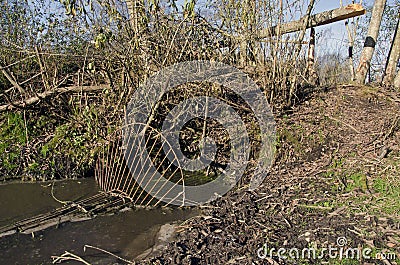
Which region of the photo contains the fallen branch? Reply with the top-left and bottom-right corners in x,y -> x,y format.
325,115 -> 361,134
84,245 -> 134,264
0,85 -> 109,112
52,251 -> 91,265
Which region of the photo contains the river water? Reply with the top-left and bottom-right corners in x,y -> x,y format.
0,178 -> 197,264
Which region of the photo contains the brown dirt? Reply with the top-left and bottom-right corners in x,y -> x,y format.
141,85 -> 400,265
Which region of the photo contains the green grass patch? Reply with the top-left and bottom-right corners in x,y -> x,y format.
0,112 -> 26,172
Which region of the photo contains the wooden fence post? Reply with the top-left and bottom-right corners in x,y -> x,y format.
306,27 -> 319,86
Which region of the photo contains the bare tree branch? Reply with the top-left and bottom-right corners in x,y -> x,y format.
0,64 -> 26,94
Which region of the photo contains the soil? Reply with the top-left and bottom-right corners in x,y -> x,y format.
140,85 -> 400,264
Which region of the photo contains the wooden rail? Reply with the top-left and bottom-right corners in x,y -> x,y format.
259,4 -> 366,38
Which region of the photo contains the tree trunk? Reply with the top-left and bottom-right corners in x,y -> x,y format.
355,0 -> 387,84
394,70 -> 400,88
126,0 -> 146,35
239,0 -> 257,66
382,11 -> 400,86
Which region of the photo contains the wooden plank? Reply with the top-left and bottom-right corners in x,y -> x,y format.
259,4 -> 366,38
